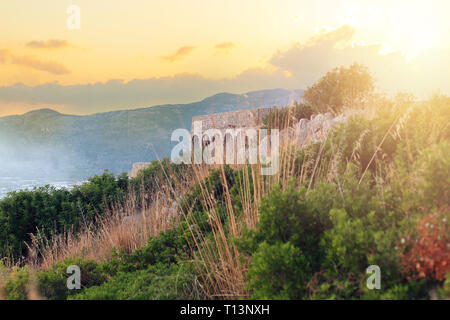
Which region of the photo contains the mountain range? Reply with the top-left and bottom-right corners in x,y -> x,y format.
0,88 -> 303,179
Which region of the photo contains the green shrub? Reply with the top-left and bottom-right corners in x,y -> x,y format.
321,208 -> 406,284
361,279 -> 427,300
36,258 -> 107,300
70,263 -> 202,300
242,182 -> 327,264
414,141 -> 450,209
102,229 -> 191,276
2,267 -> 31,300
247,242 -> 312,299
0,171 -> 130,259
129,158 -> 188,205
438,274 -> 450,299
180,166 -> 235,213
263,102 -> 314,129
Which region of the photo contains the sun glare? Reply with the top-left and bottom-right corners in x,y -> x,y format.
389,5 -> 440,60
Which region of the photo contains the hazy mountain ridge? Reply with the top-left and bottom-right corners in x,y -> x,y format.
0,89 -> 303,179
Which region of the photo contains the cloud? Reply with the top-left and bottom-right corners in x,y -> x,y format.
1,25 -> 449,115
11,55 -> 70,75
269,24 -> 450,95
0,69 -> 295,115
214,42 -> 236,55
0,49 -> 70,75
0,49 -> 10,63
26,39 -> 69,49
162,46 -> 196,62
270,25 -> 357,83
269,25 -> 406,89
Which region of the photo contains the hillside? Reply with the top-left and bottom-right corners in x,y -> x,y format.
0,89 -> 303,179
0,65 -> 448,301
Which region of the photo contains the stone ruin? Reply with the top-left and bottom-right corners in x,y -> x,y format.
126,107 -> 356,225
129,108 -> 274,177
130,107 -> 357,177
190,107 -> 273,133
288,112 -> 348,147
130,162 -> 151,178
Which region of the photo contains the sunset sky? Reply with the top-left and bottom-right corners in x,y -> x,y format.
1,0 -> 450,116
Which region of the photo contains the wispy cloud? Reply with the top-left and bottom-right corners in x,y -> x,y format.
0,49 -> 10,63
162,46 -> 196,62
1,25 -> 449,114
268,24 -> 412,90
26,39 -> 69,50
0,48 -> 70,75
11,56 -> 70,75
214,42 -> 236,55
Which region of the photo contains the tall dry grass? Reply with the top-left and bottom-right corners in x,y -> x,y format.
4,101 -> 396,300
182,107 -> 343,299
24,162 -> 204,270
182,102 -> 398,299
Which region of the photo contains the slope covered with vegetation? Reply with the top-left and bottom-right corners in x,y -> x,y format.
0,65 -> 448,300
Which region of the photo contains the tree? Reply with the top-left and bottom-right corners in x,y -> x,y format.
302,63 -> 374,114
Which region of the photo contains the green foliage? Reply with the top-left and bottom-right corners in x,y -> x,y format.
180,166 -> 235,213
71,170 -> 129,219
102,229 -> 191,276
1,225 -> 200,300
321,208 -> 403,279
129,158 -> 188,205
2,266 -> 31,300
255,183 -> 326,262
36,258 -> 107,300
0,171 -> 129,259
361,279 -> 427,300
302,63 -> 374,113
247,242 -> 311,299
242,182 -> 328,299
242,94 -> 449,300
413,141 -> 450,209
70,263 -> 201,300
0,186 -> 74,258
55,227 -> 201,300
263,102 -> 314,129
1,85 -> 449,300
438,274 -> 450,299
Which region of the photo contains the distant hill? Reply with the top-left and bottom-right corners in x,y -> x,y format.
0,88 -> 303,179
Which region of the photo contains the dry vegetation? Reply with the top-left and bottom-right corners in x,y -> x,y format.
1,65 -> 448,300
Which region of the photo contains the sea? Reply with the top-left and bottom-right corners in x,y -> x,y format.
0,176 -> 84,199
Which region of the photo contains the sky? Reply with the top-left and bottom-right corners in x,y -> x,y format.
1,0 -> 450,116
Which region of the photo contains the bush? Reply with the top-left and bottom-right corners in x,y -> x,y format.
321,208 -> 403,276
180,166 -> 235,213
0,171 -> 130,259
36,258 -> 107,300
129,158 -> 188,205
241,182 -> 329,299
102,229 -> 191,276
2,267 -> 31,300
247,242 -> 312,299
263,102 -> 314,129
302,63 -> 374,113
70,263 -> 202,300
243,182 -> 327,264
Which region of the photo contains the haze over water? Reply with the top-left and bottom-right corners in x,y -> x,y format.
0,176 -> 83,199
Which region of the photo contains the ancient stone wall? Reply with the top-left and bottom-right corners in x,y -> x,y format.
130,162 -> 151,178
191,107 -> 273,133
